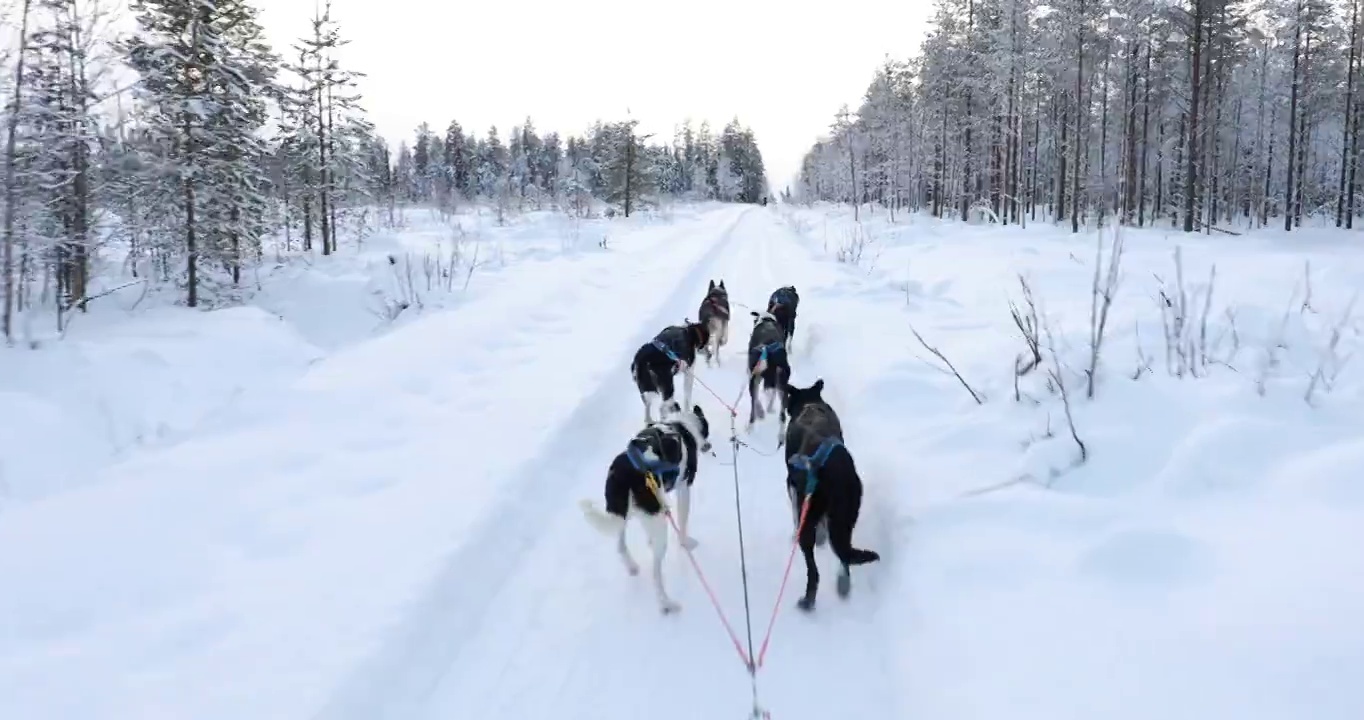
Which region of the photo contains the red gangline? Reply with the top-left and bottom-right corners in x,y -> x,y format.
658,495 -> 754,670
754,496 -> 814,669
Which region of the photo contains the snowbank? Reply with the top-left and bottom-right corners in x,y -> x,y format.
780,202 -> 1364,719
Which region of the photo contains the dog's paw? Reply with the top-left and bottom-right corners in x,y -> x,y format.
680,536 -> 699,551
796,596 -> 816,612
836,572 -> 851,598
660,600 -> 681,615
624,561 -> 640,576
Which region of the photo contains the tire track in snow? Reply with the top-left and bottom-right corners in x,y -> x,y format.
312,208 -> 753,720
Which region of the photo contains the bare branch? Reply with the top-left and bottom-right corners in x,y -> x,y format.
1042,316 -> 1087,465
1085,228 -> 1124,398
909,323 -> 985,404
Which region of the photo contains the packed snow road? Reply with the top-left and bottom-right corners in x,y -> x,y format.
315,207 -> 899,720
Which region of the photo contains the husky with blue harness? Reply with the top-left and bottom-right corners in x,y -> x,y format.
746,309 -> 790,433
782,379 -> 880,612
630,321 -> 710,424
766,285 -> 800,347
580,401 -> 712,614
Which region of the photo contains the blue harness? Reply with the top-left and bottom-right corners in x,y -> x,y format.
756,340 -> 784,364
626,437 -> 681,491
788,436 -> 841,494
651,338 -> 681,364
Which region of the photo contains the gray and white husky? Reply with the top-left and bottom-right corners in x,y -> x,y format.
697,279 -> 730,366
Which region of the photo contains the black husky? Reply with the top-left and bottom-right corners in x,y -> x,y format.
781,379 -> 880,612
697,280 -> 730,366
766,286 -> 800,346
746,310 -> 790,432
631,322 -> 710,424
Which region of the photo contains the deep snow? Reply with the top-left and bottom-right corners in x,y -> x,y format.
2,201 -> 1362,720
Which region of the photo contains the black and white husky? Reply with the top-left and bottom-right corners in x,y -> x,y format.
746,310 -> 790,435
781,379 -> 880,612
580,402 -> 713,614
697,279 -> 731,366
631,322 -> 710,424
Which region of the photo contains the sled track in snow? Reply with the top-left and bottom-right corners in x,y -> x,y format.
312,208 -> 752,720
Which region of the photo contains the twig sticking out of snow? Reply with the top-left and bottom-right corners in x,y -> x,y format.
1132,320 -> 1153,380
1042,316 -> 1087,467
1009,274 -> 1042,403
1305,293 -> 1358,407
1085,228 -> 1124,399
1255,290 -> 1297,397
1155,247 -> 1219,379
909,323 -> 985,405
1301,259 -> 1316,315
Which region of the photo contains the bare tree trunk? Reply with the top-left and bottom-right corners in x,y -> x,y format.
2,0 -> 33,342
1184,0 -> 1205,233
314,27 -> 331,256
1295,26 -> 1312,229
1350,93 -> 1362,227
1285,6 -> 1303,232
1072,2 -> 1085,233
67,0 -> 91,310
1340,0 -> 1360,226
1138,40 -> 1154,227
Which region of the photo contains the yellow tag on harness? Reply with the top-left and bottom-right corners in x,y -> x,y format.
643,471 -> 669,511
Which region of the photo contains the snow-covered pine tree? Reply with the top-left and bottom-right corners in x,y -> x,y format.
599,119 -> 653,216
412,122 -> 433,203
442,120 -> 469,206
537,131 -> 561,197
123,0 -> 278,307
558,134 -> 595,217
20,0 -> 105,328
286,0 -> 370,254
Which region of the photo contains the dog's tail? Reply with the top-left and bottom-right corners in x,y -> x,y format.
829,530 -> 881,566
846,547 -> 880,565
579,499 -> 626,535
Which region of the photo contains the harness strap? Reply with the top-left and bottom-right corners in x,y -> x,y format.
627,429 -> 682,490
651,338 -> 681,363
757,341 -> 784,363
788,436 -> 841,494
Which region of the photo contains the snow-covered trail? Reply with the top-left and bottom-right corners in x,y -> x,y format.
319,209 -> 901,720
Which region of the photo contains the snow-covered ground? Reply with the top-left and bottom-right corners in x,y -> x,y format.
3,200 -> 1362,720
781,202 -> 1364,718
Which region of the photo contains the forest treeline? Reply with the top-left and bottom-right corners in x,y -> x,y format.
0,0 -> 768,340
796,0 -> 1362,234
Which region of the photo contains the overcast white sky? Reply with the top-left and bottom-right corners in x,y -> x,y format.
258,0 -> 933,192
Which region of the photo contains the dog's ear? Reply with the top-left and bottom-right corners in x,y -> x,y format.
781,382 -> 796,397
719,280 -> 725,289
693,404 -> 704,418
750,310 -> 760,318
811,378 -> 824,394
708,279 -> 715,290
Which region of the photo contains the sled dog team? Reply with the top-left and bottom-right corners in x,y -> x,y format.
580,281 -> 880,615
